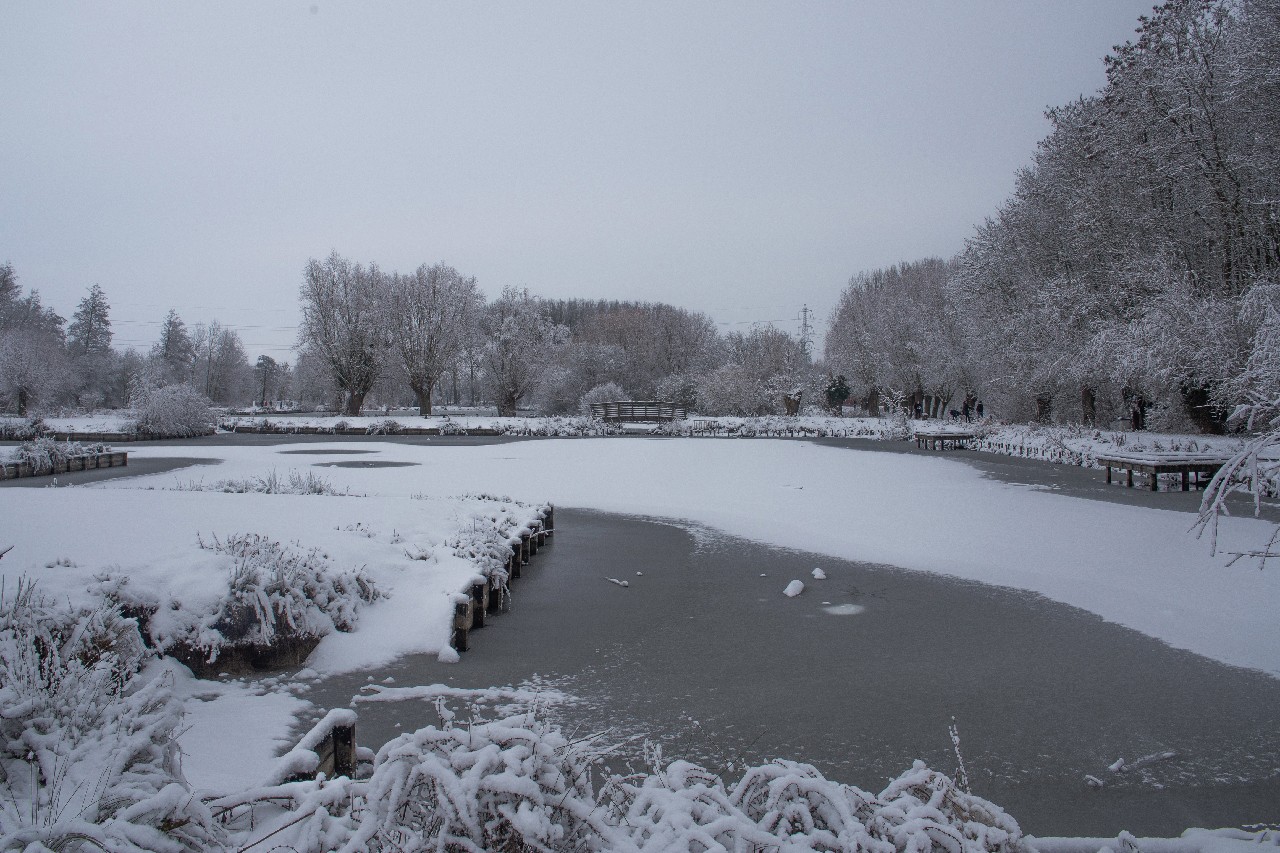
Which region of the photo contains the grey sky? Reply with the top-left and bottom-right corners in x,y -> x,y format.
2,1 -> 1152,359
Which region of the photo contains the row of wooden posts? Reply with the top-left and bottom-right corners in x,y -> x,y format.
0,450 -> 128,480
452,505 -> 555,653
278,506 -> 556,784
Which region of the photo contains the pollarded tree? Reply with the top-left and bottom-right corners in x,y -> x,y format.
390,263 -> 483,416
481,287 -> 567,416
298,252 -> 391,416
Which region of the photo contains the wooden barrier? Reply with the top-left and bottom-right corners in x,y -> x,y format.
451,505 -> 554,654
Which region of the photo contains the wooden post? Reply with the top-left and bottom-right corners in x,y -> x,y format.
520,532 -> 530,565
545,506 -> 554,535
1126,468 -> 1133,488
1105,465 -> 1112,484
510,545 -> 521,579
1181,470 -> 1190,491
453,600 -> 471,652
1149,469 -> 1159,492
331,722 -> 356,778
471,583 -> 487,629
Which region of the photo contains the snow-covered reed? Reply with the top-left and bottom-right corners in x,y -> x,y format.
217,706 -> 1032,853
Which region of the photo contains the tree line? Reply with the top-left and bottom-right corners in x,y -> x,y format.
0,253 -> 821,419
295,252 -> 815,417
825,0 -> 1280,433
0,264 -> 286,417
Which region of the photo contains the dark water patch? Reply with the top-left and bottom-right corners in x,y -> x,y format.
278,449 -> 377,455
305,508 -> 1280,836
314,460 -> 419,469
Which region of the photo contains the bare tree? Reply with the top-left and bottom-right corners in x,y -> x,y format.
298,252 -> 390,416
481,287 -> 566,416
390,263 -> 482,415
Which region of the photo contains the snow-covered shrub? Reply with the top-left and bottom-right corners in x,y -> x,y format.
365,418 -> 402,435
579,381 -> 628,417
131,382 -> 215,438
438,417 -> 469,435
343,711 -> 612,852
141,534 -> 381,669
0,417 -> 45,441
0,579 -> 223,852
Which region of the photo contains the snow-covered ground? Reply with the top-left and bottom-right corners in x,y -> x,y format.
0,466 -> 546,793
14,437 -> 1273,674
2,435 -> 1277,845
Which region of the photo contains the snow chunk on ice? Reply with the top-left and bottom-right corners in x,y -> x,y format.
783,580 -> 804,597
811,568 -> 827,579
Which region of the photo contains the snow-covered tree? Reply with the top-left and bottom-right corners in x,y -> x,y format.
192,320 -> 250,405
481,287 -> 566,416
298,252 -> 390,416
66,284 -> 116,407
150,309 -> 196,386
0,265 -> 69,415
390,263 -> 482,415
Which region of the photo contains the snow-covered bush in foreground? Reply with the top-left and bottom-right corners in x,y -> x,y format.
95,534 -> 381,674
0,579 -> 222,852
131,382 -> 215,437
215,707 -> 1030,853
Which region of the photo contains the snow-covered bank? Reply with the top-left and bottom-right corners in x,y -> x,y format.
100,437 -> 1280,676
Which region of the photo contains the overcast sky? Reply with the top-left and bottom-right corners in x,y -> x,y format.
2,1 -> 1153,359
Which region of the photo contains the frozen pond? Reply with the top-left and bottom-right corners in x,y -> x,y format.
305,508 -> 1280,838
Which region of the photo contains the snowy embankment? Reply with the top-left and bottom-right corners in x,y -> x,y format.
0,467 -> 547,795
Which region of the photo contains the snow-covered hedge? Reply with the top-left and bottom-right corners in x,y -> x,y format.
0,579 -> 223,852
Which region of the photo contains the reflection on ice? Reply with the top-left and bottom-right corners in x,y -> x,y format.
822,603 -> 866,616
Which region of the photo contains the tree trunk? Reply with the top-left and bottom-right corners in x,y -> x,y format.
1035,394 -> 1053,423
16,386 -> 29,417
867,388 -> 881,417
497,390 -> 519,417
343,390 -> 366,417
413,379 -> 435,417
1081,387 -> 1096,426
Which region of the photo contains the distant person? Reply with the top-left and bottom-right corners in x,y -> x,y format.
962,401 -> 972,421
913,403 -> 923,419
976,402 -> 985,419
